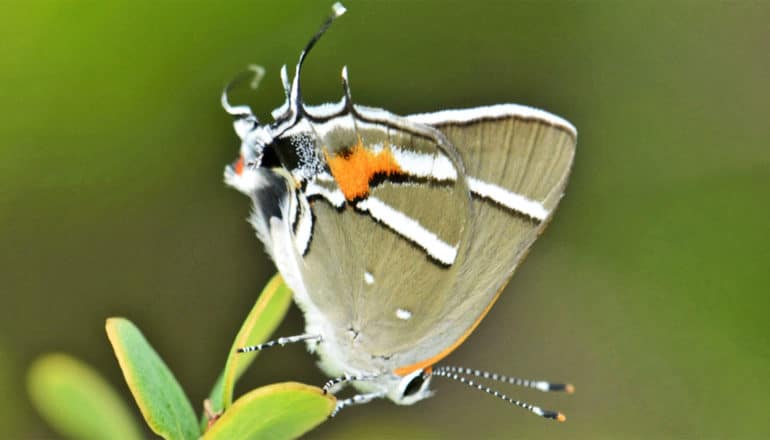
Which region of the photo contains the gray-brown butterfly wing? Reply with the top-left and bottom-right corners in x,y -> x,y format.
388,105 -> 577,371
287,104 -> 575,374
292,111 -> 473,372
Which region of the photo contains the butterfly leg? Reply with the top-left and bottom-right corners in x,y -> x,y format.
322,372 -> 379,395
330,391 -> 386,417
236,334 -> 321,353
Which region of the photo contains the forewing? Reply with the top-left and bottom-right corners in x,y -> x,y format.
295,112 -> 472,367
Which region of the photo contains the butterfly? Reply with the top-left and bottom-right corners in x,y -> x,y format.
224,3 -> 575,420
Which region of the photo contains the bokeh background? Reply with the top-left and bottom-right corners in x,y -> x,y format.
2,0 -> 768,438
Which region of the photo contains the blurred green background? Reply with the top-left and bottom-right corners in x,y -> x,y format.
2,0 -> 768,438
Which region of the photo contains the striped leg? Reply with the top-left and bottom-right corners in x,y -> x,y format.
322,373 -> 379,395
236,334 -> 321,353
330,391 -> 386,417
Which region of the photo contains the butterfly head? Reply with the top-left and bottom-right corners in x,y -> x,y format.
223,125 -> 274,196
345,368 -> 434,406
222,4 -> 349,197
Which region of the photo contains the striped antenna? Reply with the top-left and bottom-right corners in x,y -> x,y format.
434,366 -> 574,393
430,368 -> 567,422
236,334 -> 321,353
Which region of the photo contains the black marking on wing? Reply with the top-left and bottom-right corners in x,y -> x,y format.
292,191 -> 317,256
291,188 -> 301,232
469,192 -> 544,224
306,193 -> 346,212
251,169 -> 287,221
366,173 -> 452,193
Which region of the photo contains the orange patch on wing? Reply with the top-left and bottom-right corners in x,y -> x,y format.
325,140 -> 402,201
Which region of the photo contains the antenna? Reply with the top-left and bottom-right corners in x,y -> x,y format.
434,366 -> 574,393
430,368 -> 569,422
289,3 -> 347,114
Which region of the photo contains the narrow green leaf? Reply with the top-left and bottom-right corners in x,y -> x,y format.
202,382 -> 335,440
27,353 -> 143,440
106,317 -> 199,440
205,273 -> 293,419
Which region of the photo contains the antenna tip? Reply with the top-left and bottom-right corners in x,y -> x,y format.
565,383 -> 575,394
332,2 -> 347,18
556,413 -> 567,422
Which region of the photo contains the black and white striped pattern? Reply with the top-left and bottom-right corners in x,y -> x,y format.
236,333 -> 321,353
430,368 -> 566,422
330,391 -> 386,417
433,366 -> 574,393
322,372 -> 379,395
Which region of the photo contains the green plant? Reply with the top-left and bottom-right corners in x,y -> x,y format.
27,274 -> 336,439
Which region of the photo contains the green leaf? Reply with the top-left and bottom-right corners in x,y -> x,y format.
202,382 -> 335,440
106,317 -> 199,440
205,273 -> 293,419
27,353 -> 143,440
